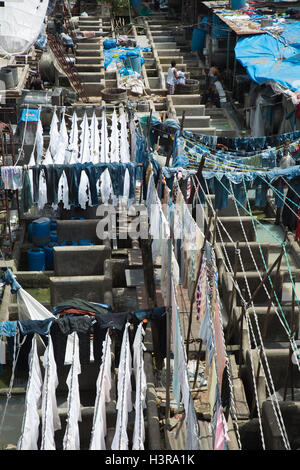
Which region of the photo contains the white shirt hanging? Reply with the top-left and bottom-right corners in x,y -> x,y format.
68,111 -> 79,164
132,323 -> 147,450
40,336 -> 61,450
49,111 -> 60,159
80,112 -> 91,163
110,109 -> 120,163
63,332 -> 82,450
17,336 -> 43,450
89,331 -> 112,450
35,119 -> 44,166
90,111 -> 100,164
111,322 -> 132,450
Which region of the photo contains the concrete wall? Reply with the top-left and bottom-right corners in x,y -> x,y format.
53,245 -> 111,276
56,219 -> 110,246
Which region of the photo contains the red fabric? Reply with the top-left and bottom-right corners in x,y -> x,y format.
296,103 -> 300,120
58,309 -> 96,316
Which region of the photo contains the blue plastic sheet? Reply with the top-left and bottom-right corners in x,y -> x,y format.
103,46 -> 150,69
235,22 -> 300,92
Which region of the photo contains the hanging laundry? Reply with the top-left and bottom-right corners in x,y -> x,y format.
89,331 -> 112,450
110,109 -> 120,163
35,118 -> 44,166
38,168 -> 48,210
119,111 -> 130,201
40,336 -> 61,450
43,146 -> 54,165
100,110 -> 113,204
1,166 -> 23,190
111,322 -> 133,450
17,336 -> 43,450
0,321 -> 17,337
20,169 -> 33,214
185,393 -> 201,451
49,111 -> 60,159
17,287 -> 55,321
80,112 -> 91,163
90,111 -> 100,164
63,332 -> 82,450
56,170 -> 70,210
68,111 -> 79,164
213,402 -> 230,450
78,168 -> 92,209
54,112 -> 68,164
132,323 -> 147,450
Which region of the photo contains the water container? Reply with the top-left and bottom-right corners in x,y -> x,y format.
50,231 -> 58,242
191,27 -> 206,52
32,217 -> 50,247
78,239 -> 94,246
28,223 -> 33,242
231,0 -> 246,9
44,242 -> 59,270
0,68 -> 14,89
5,65 -> 18,86
71,217 -> 85,220
125,53 -> 141,74
61,240 -> 78,246
28,248 -> 46,271
50,219 -> 57,231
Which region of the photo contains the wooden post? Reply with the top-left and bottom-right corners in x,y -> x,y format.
284,277 -> 296,401
179,110 -> 186,137
238,289 -> 246,378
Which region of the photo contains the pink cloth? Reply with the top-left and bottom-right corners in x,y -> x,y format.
214,407 -> 230,450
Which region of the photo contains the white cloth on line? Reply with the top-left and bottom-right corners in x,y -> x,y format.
56,170 -> 70,210
80,112 -> 91,163
0,339 -> 6,365
63,332 -> 82,450
1,166 -> 23,190
17,288 -> 54,321
132,323 -> 147,450
119,111 -> 130,163
35,119 -> 44,166
78,169 -> 91,209
111,322 -> 132,450
40,336 -> 61,450
49,111 -> 60,159
90,111 -> 100,164
17,336 -> 42,450
110,109 -> 119,163
89,331 -> 112,450
68,111 -> 79,164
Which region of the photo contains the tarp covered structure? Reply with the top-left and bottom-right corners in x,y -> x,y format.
235,22 -> 300,93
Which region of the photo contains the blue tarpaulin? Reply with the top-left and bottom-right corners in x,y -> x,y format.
235,21 -> 300,93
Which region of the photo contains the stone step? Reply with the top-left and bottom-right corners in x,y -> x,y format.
78,25 -> 101,32
76,43 -> 101,50
155,42 -> 178,49
179,115 -> 210,128
76,49 -> 100,57
171,94 -> 201,105
78,72 -> 104,82
174,104 -> 205,116
75,64 -> 103,73
76,56 -> 103,65
184,127 -> 216,135
157,50 -> 182,57
82,82 -> 105,96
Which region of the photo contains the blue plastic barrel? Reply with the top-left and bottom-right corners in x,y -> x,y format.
71,217 -> 85,220
44,242 -> 59,270
125,53 -> 141,74
61,240 -> 78,246
28,248 -> 46,271
28,223 -> 33,242
231,0 -> 246,9
78,239 -> 94,246
191,28 -> 206,52
50,231 -> 58,242
50,219 -> 57,231
32,217 -> 50,247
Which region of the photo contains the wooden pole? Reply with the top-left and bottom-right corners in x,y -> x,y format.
179,110 -> 186,137
165,236 -> 173,431
284,277 -> 296,401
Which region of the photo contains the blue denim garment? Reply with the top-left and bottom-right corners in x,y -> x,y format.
18,318 -> 55,336
214,176 -> 229,211
0,321 -> 17,337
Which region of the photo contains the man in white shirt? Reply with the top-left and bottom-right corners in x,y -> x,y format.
167,60 -> 179,95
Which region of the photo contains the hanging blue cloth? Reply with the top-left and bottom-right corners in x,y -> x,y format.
0,321 -> 17,337
3,269 -> 21,293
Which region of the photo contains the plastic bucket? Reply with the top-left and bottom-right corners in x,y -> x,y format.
191,28 -> 206,52
50,231 -> 58,242
78,239 -> 94,246
124,53 -> 141,74
231,0 -> 246,9
44,242 -> 59,270
28,248 -> 46,271
32,217 -> 50,247
61,240 -> 78,246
